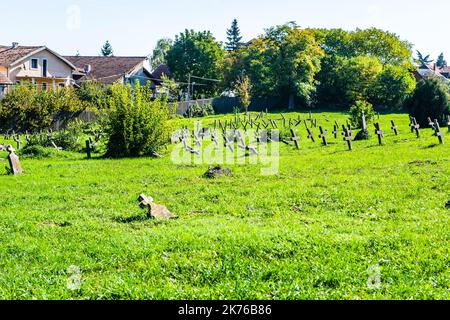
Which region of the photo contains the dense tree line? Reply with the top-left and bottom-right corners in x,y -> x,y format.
152,22 -> 426,111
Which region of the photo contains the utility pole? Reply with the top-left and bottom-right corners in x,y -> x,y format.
187,73 -> 192,102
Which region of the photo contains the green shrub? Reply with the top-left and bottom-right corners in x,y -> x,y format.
25,120 -> 84,152
19,145 -> 70,159
404,78 -> 450,127
77,81 -> 111,111
349,100 -> 375,129
105,82 -> 172,158
0,83 -> 85,132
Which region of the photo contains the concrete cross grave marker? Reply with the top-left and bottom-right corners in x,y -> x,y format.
427,117 -> 435,128
211,130 -> 219,147
391,120 -> 399,135
6,145 -> 23,175
261,120 -> 269,129
237,132 -> 258,156
290,129 -> 300,149
409,117 -> 415,133
51,140 -> 63,151
318,126 -> 328,146
333,122 -> 339,139
138,194 -> 177,219
192,131 -> 202,147
242,121 -> 249,132
270,119 -> 278,129
342,125 -> 354,151
411,117 -> 421,138
13,135 -> 22,150
433,119 -> 444,144
223,134 -> 234,153
374,122 -> 384,146
85,140 -> 92,159
280,113 -> 286,128
361,110 -> 367,133
305,123 -> 315,142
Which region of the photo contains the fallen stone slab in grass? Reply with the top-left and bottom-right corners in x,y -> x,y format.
138,194 -> 177,219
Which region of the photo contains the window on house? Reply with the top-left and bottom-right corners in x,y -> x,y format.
42,59 -> 48,77
42,83 -> 48,90
31,58 -> 38,69
59,83 -> 65,88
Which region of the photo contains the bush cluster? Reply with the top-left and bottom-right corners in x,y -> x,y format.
105,82 -> 172,157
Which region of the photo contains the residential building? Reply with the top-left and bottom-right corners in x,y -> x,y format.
64,55 -> 153,86
0,42 -> 77,97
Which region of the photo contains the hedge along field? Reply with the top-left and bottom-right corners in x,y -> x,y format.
0,111 -> 449,300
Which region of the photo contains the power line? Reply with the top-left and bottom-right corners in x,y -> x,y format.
190,75 -> 221,82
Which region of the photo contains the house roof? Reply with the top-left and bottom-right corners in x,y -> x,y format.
64,56 -> 148,84
151,64 -> 172,83
0,72 -> 13,85
416,64 -> 449,82
0,45 -> 76,69
0,45 -> 43,66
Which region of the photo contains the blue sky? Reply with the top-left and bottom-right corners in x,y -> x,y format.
1,0 -> 449,63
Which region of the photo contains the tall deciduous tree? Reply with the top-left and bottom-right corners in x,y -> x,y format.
150,38 -> 173,70
234,24 -> 324,107
226,19 -> 243,51
101,41 -> 114,57
235,75 -> 252,114
166,29 -> 225,96
436,53 -> 447,68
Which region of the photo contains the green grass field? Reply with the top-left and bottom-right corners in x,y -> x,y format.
0,111 -> 449,300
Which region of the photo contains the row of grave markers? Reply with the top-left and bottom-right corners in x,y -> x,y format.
174,114 -> 449,155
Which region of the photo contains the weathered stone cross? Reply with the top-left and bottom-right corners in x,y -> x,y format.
318,126 -> 328,146
374,122 -> 384,146
433,119 -> 444,144
391,120 -> 399,136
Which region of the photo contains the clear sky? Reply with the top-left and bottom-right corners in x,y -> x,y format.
1,0 -> 449,63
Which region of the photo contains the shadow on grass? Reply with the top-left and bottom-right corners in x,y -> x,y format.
114,214 -> 148,224
422,144 -> 440,149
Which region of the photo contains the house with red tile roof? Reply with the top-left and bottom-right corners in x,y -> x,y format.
64,56 -> 172,90
0,43 -> 77,97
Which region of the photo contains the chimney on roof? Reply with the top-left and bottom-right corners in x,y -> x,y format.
83,64 -> 92,75
11,42 -> 19,49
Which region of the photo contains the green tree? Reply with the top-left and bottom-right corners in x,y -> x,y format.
335,55 -> 383,105
374,64 -> 416,109
405,78 -> 449,127
166,30 -> 225,96
101,40 -> 114,57
226,19 -> 243,52
235,75 -> 252,114
436,53 -> 447,68
233,24 -> 323,108
351,28 -> 413,65
150,38 -> 173,70
315,28 -> 415,108
416,50 -> 434,66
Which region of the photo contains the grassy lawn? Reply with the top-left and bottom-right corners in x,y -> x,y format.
0,111 -> 449,300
